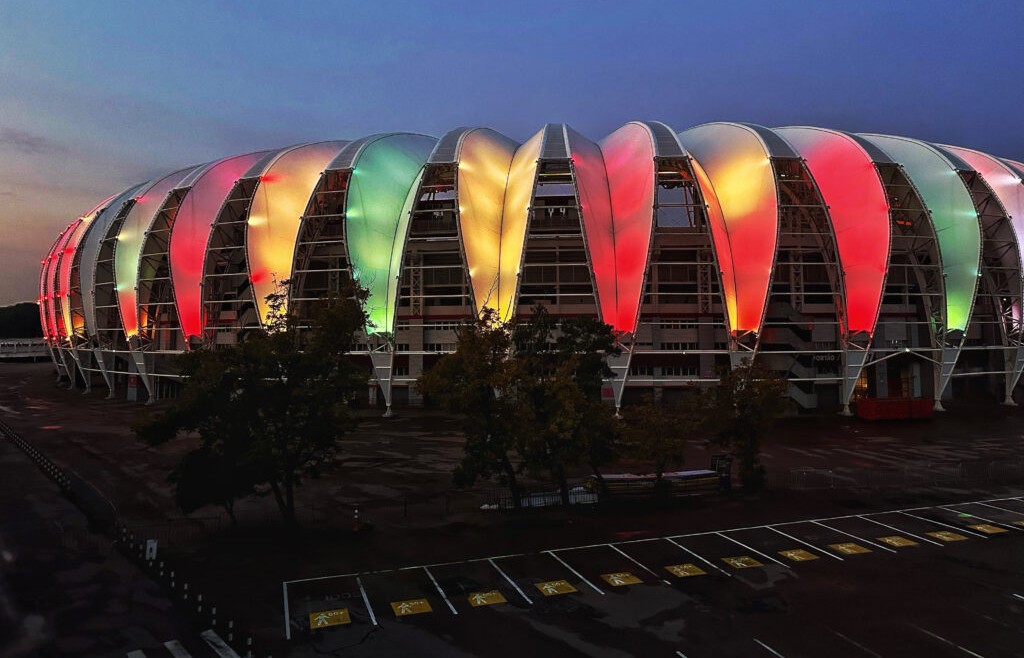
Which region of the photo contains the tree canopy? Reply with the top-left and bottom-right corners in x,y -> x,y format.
136,282 -> 369,525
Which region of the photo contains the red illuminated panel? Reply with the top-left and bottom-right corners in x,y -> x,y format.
598,123 -> 657,333
58,194 -> 118,340
679,124 -> 777,334
776,127 -> 891,335
170,152 -> 271,341
39,226 -> 70,342
47,222 -> 79,342
565,127 -> 616,326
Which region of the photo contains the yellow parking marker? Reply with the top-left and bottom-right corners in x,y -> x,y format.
1013,520 -> 1024,527
779,549 -> 818,562
722,556 -> 762,569
601,572 -> 641,587
467,590 -> 506,607
665,563 -> 706,578
309,608 -> 350,629
927,530 -> 968,542
829,542 -> 871,555
877,535 -> 918,547
391,598 -> 432,617
535,580 -> 576,596
968,523 -> 1007,535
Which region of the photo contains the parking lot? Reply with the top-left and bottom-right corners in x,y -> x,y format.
284,494 -> 1024,657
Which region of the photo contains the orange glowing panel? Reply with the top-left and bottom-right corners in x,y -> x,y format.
169,151 -> 272,341
678,123 -> 777,334
115,167 -> 200,338
498,129 -> 543,321
599,122 -> 657,334
454,129 -> 519,316
776,127 -> 891,336
58,193 -> 119,340
246,141 -> 349,326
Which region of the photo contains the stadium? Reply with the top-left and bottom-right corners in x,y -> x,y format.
37,121 -> 1024,415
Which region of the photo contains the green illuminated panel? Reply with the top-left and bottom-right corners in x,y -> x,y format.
860,134 -> 980,332
345,134 -> 437,335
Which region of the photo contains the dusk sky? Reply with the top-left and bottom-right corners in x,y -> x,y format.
2,0 -> 1023,306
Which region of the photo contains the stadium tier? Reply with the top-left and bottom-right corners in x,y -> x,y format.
37,122 -> 1024,413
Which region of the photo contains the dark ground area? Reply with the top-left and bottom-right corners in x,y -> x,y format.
1,361 -> 1023,656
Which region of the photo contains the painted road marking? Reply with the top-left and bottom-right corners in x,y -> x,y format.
391,598 -> 432,617
723,556 -> 762,569
779,549 -> 818,562
309,608 -> 350,629
858,515 -> 943,546
488,558 -> 533,605
943,505 -> 1024,531
812,521 -> 895,553
899,511 -> 986,538
468,590 -> 506,607
768,526 -> 843,561
968,523 -> 1008,535
877,535 -> 918,547
974,501 -> 1024,518
356,576 -> 378,626
601,572 -> 642,587
828,628 -> 881,658
927,530 -> 968,542
607,543 -> 662,580
423,566 -> 458,615
546,551 -> 604,595
127,651 -> 147,658
200,630 -> 241,658
665,538 -> 732,577
1015,520 -> 1024,527
665,563 -> 706,578
717,532 -> 787,566
913,625 -> 984,658
535,580 -> 576,596
829,542 -> 871,555
754,638 -> 786,657
163,640 -> 192,658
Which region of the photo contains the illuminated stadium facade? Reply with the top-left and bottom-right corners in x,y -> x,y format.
37,122 -> 1024,414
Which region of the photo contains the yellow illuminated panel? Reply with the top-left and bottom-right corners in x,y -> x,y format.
455,129 -> 519,316
246,142 -> 348,326
498,129 -> 543,321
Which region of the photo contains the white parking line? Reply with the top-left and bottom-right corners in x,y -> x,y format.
200,630 -> 241,658
941,503 -> 1024,531
898,511 -> 987,538
546,550 -> 604,595
356,576 -> 378,626
828,628 -> 881,657
423,566 -> 458,614
972,500 -> 1024,517
664,537 -> 732,577
754,638 -> 786,657
163,640 -> 192,658
1012,593 -> 1024,603
607,543 -> 664,581
716,532 -> 789,567
767,526 -> 844,560
811,521 -> 897,553
488,558 -> 533,604
857,515 -> 943,546
913,625 -> 985,657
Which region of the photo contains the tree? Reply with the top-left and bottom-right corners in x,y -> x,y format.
417,308 -> 527,507
701,359 -> 789,492
624,393 -> 701,496
137,281 -> 369,525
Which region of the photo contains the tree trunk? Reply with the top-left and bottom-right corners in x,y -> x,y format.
284,472 -> 297,526
268,479 -> 289,522
224,500 -> 238,527
558,474 -> 570,506
501,455 -> 522,510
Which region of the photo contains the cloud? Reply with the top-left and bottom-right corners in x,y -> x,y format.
0,127 -> 62,155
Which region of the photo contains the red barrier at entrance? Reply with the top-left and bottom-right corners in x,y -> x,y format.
855,397 -> 933,420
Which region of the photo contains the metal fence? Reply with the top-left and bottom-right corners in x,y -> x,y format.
774,458 -> 1024,491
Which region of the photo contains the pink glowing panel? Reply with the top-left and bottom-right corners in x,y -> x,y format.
599,122 -> 657,334
946,145 -> 1024,258
58,193 -> 119,341
39,225 -> 72,342
114,168 -> 201,338
565,126 -> 616,326
454,129 -> 519,316
246,141 -> 349,326
678,123 -> 778,334
169,151 -> 272,341
47,222 -> 79,342
776,127 -> 891,336
499,128 -> 544,321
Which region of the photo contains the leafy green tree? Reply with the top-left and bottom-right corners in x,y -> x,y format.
624,393 -> 701,496
417,308 -> 527,506
137,282 -> 369,525
702,359 -> 789,492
